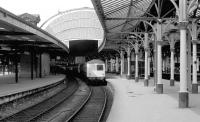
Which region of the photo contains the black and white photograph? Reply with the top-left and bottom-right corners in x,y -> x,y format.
0,0 -> 200,122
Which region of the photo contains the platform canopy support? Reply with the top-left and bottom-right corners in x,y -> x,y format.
148,54 -> 151,79
166,32 -> 177,86
126,47 -> 131,79
190,21 -> 198,94
170,47 -> 175,86
115,55 -> 119,73
120,50 -> 124,76
155,21 -> 163,94
110,58 -> 114,73
134,43 -> 139,82
179,0 -> 189,108
144,33 -> 149,86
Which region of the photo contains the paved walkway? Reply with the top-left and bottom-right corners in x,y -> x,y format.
0,74 -> 65,97
106,75 -> 200,122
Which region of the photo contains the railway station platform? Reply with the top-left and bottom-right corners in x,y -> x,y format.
0,74 -> 65,97
106,74 -> 200,122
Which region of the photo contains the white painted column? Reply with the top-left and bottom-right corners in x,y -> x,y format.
144,50 -> 149,86
116,56 -> 119,73
178,0 -> 188,107
193,43 -> 197,84
191,21 -> 198,93
156,22 -> 163,94
144,33 -> 149,86
134,42 -> 139,82
145,51 -> 148,80
148,56 -> 151,78
192,41 -> 198,93
168,34 -> 176,86
157,43 -> 162,84
170,49 -> 175,86
120,50 -> 124,76
110,59 -> 114,72
162,60 -> 165,72
127,56 -> 130,76
135,53 -> 139,82
179,24 -> 188,105
127,47 -> 131,79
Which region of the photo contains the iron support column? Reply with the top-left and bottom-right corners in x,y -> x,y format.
148,56 -> 151,79
191,22 -> 198,93
144,33 -> 149,86
179,0 -> 189,108
127,47 -> 131,79
192,41 -> 198,93
170,49 -> 175,86
110,59 -> 114,73
120,50 -> 124,76
135,53 -> 139,82
179,22 -> 188,107
156,22 -> 163,94
116,56 -> 119,73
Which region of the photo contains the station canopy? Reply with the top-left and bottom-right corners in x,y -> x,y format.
91,0 -> 200,51
0,7 -> 69,56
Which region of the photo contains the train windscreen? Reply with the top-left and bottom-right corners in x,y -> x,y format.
97,65 -> 103,71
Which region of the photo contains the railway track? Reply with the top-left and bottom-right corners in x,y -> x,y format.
66,86 -> 107,122
1,76 -> 79,122
1,76 -> 112,122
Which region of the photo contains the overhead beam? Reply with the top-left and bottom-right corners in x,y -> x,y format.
91,0 -> 107,32
0,40 -> 53,45
106,17 -> 177,21
106,17 -> 158,21
107,32 -> 154,35
0,31 -> 34,35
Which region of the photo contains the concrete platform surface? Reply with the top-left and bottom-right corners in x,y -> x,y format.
0,74 -> 65,97
106,75 -> 200,122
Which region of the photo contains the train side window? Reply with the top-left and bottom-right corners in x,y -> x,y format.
97,65 -> 103,71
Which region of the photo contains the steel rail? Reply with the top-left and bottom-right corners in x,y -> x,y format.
97,87 -> 107,122
67,86 -> 107,122
1,77 -> 79,122
64,87 -> 92,122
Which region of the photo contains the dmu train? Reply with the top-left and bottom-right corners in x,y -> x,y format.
67,59 -> 107,85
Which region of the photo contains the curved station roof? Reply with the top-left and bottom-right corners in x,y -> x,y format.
41,7 -> 104,50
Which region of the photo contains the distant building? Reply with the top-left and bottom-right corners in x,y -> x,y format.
19,13 -> 40,26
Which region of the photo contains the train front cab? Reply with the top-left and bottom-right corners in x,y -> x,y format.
86,62 -> 107,86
